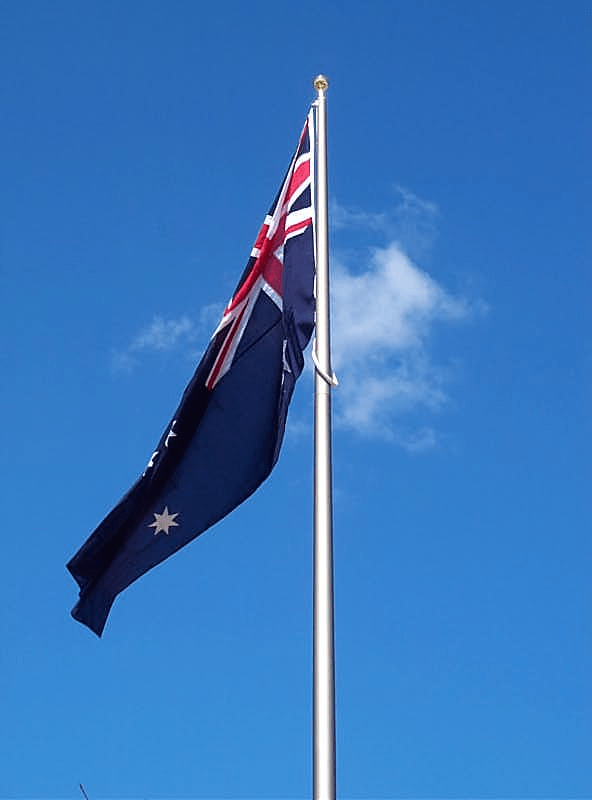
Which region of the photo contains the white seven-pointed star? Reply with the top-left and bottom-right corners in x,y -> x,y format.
149,506 -> 180,535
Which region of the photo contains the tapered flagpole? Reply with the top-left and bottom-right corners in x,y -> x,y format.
312,74 -> 337,800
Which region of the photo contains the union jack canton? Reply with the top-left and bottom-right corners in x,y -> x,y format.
207,111 -> 315,391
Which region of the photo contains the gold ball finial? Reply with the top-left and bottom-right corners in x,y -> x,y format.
313,74 -> 329,91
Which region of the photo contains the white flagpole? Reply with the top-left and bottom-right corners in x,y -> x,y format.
312,74 -> 337,800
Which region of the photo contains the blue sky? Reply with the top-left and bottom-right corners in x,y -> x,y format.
2,1 -> 591,798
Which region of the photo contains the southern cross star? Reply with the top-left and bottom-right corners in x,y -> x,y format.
149,506 -> 180,535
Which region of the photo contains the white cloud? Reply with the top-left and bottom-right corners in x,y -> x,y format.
331,201 -> 390,233
329,240 -> 482,446
325,189 -> 485,448
112,314 -> 199,372
331,185 -> 440,260
112,301 -> 225,372
132,315 -> 195,351
332,243 -> 469,363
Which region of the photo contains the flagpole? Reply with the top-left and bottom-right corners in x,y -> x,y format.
312,74 -> 336,800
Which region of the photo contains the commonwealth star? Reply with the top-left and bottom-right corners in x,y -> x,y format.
149,506 -> 180,535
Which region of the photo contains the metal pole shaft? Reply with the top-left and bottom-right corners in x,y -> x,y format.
312,74 -> 336,800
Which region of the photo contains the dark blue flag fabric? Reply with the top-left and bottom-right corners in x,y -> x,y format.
67,112 -> 316,636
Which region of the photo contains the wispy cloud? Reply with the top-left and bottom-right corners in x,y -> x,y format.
112,307 -> 221,372
329,192 -> 485,449
130,315 -> 195,351
331,184 -> 440,260
332,185 -> 439,235
331,202 -> 390,233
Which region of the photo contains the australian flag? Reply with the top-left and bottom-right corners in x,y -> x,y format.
68,112 -> 316,636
